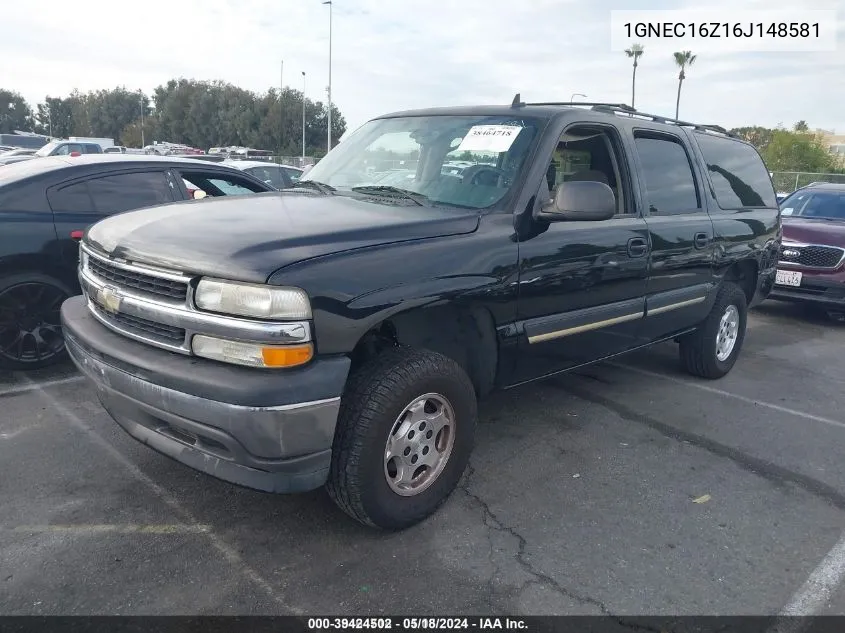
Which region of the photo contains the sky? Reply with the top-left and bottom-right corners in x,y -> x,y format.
3,0 -> 843,140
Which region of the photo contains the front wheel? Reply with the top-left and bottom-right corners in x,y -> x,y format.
679,282 -> 748,379
326,347 -> 477,529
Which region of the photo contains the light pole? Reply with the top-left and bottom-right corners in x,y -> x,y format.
322,0 -> 332,153
280,59 -> 284,159
140,94 -> 145,147
301,71 -> 306,163
570,92 -> 586,102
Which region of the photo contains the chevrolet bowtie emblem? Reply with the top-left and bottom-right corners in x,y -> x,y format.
97,286 -> 122,313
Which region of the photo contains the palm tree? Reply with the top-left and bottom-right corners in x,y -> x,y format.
673,50 -> 697,119
624,44 -> 644,109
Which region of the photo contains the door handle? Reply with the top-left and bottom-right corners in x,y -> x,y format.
627,237 -> 648,258
694,232 -> 710,249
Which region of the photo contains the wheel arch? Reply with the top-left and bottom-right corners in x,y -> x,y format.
721,258 -> 758,306
348,301 -> 499,398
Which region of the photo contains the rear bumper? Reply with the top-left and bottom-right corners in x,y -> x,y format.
61,295 -> 351,493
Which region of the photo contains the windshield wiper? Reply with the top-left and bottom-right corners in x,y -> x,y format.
350,185 -> 429,206
289,179 -> 335,194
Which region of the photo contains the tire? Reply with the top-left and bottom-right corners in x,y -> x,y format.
326,347 -> 478,530
0,272 -> 73,371
679,282 -> 747,379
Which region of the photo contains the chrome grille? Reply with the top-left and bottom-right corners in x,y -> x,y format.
780,244 -> 844,269
90,302 -> 186,344
87,256 -> 188,301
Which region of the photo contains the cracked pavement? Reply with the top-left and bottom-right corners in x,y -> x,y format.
2,300 -> 845,615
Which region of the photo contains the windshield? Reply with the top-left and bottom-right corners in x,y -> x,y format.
35,141 -> 62,157
302,114 -> 542,210
780,190 -> 845,220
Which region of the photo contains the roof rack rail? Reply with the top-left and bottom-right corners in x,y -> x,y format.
507,94 -> 738,138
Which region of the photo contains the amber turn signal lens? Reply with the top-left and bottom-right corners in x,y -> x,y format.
261,344 -> 313,367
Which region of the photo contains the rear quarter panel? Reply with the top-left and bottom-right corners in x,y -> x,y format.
683,130 -> 781,304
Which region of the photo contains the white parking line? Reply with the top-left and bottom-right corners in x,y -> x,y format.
610,362 -> 845,431
610,362 -> 845,625
21,375 -> 301,615
7,524 -> 211,534
0,375 -> 84,397
0,427 -> 33,441
780,530 -> 845,616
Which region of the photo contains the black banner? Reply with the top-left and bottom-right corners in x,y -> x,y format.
0,617 -> 841,633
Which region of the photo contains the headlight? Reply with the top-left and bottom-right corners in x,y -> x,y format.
192,335 -> 313,368
194,278 -> 311,320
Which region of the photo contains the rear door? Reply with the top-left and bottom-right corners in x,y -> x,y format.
626,128 -> 718,341
48,169 -> 177,268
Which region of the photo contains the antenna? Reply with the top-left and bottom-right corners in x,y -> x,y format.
511,93 -> 524,108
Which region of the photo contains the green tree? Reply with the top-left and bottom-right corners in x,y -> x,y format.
794,120 -> 809,132
762,128 -> 838,173
0,89 -> 34,133
624,43 -> 644,109
672,50 -> 697,119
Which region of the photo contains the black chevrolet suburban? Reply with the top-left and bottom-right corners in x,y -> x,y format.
60,98 -> 780,529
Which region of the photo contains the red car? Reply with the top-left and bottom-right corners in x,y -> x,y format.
770,183 -> 845,312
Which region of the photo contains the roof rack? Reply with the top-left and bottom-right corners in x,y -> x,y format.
508,94 -> 738,138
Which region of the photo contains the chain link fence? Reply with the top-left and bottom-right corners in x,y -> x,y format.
771,171 -> 845,193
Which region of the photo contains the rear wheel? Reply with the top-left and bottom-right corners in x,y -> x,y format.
679,282 -> 747,379
326,347 -> 477,529
0,273 -> 72,370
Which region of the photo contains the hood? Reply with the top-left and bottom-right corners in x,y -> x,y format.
782,216 -> 845,247
86,192 -> 480,283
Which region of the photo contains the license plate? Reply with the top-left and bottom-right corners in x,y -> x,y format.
775,270 -> 802,287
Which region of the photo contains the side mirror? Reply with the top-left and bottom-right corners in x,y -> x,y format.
193,189 -> 207,200
536,181 -> 616,222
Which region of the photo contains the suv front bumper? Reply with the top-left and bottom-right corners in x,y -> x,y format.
61,296 -> 350,493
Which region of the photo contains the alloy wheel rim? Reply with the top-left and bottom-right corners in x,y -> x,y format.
0,282 -> 67,364
715,304 -> 739,362
383,392 -> 456,497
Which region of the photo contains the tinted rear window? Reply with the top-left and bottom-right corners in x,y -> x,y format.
694,133 -> 776,208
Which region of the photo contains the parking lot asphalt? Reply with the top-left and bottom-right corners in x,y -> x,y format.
2,300 -> 845,616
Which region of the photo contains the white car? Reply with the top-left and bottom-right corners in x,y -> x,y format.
221,160 -> 301,189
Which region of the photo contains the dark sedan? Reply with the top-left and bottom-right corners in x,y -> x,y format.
0,154 -> 277,369
770,183 -> 845,315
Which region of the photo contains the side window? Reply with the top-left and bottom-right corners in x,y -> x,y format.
543,126 -> 630,215
694,133 -> 777,208
633,134 -> 700,214
84,144 -> 101,154
246,166 -> 289,189
48,182 -> 95,213
179,171 -> 270,197
208,178 -> 258,195
86,171 -> 175,215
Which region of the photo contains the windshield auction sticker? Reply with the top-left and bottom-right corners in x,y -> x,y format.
457,125 -> 522,153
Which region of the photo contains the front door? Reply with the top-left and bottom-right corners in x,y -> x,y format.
511,122 -> 650,384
